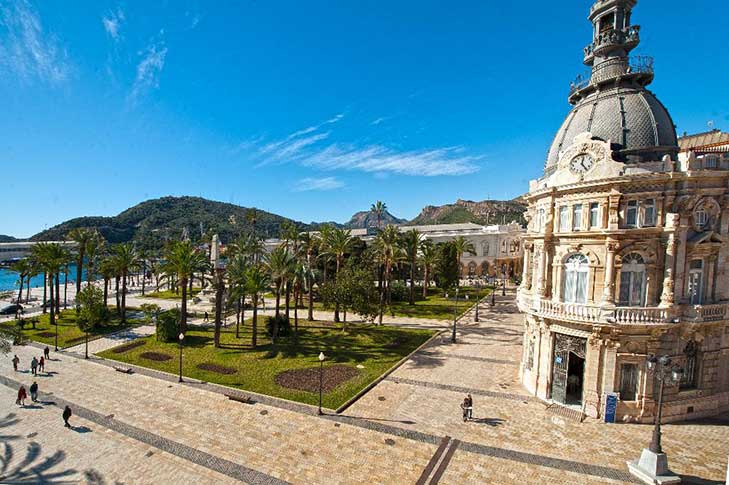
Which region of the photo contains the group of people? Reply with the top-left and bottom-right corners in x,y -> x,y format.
11,346 -> 74,428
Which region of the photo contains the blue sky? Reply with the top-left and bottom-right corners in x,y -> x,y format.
1,0 -> 727,238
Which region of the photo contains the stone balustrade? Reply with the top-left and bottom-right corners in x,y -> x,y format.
517,289 -> 729,326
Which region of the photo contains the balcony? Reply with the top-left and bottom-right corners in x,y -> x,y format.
517,290 -> 729,326
583,26 -> 641,63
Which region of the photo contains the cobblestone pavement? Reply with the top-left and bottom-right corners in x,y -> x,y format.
64,324 -> 157,354
347,290 -> 729,484
1,289 -> 727,484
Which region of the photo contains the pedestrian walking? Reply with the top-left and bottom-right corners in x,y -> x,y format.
44,346 -> 50,359
16,386 -> 27,407
62,405 -> 72,428
29,381 -> 38,402
465,393 -> 473,421
12,354 -> 19,372
39,355 -> 45,373
203,311 -> 209,323
30,357 -> 38,376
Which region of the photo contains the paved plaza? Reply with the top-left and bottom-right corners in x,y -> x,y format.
1,291 -> 728,484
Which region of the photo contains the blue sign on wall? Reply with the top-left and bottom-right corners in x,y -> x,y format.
604,393 -> 618,423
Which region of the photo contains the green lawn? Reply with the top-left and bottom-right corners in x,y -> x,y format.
99,321 -> 435,409
145,288 -> 203,300
312,286 -> 492,321
2,308 -> 144,349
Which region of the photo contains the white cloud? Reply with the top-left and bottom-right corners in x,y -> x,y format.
0,0 -> 70,83
293,177 -> 344,192
102,8 -> 125,40
128,41 -> 168,104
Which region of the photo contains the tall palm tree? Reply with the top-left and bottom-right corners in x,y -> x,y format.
32,243 -> 69,350
9,259 -> 31,304
452,236 -> 476,281
291,260 -> 310,333
299,232 -> 320,321
84,232 -> 105,288
226,255 -> 248,338
323,228 -> 353,322
67,227 -> 94,309
419,240 -> 440,298
317,224 -> 334,285
111,243 -> 138,323
401,229 -> 423,305
373,225 -> 405,324
370,201 -> 387,230
160,241 -> 210,332
98,256 -> 116,306
245,265 -> 270,348
265,246 -> 295,318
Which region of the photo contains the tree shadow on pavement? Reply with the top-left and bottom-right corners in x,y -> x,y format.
0,438 -> 77,484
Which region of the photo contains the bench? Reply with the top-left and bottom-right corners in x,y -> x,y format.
225,393 -> 252,404
113,366 -> 134,374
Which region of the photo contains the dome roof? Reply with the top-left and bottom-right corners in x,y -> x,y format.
544,86 -> 678,174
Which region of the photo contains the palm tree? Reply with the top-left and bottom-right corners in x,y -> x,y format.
226,255 -> 248,338
31,243 -> 69,350
401,229 -> 423,305
370,201 -> 387,230
419,240 -> 440,298
323,228 -> 353,322
84,231 -> 105,288
9,259 -> 31,304
317,224 -> 334,285
452,235 -> 476,281
299,232 -> 320,321
291,260 -> 310,333
265,246 -> 295,318
67,228 -> 94,309
137,249 -> 149,295
160,241 -> 210,332
111,243 -> 138,323
98,256 -> 116,306
373,225 -> 405,324
245,265 -> 270,348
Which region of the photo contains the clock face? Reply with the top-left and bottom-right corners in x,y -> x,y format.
569,153 -> 594,174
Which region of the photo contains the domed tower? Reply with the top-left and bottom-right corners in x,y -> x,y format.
545,0 -> 678,176
518,0 -> 729,425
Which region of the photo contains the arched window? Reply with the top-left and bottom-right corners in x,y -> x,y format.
468,262 -> 477,276
619,253 -> 646,306
481,241 -> 490,257
563,254 -> 589,304
680,341 -> 699,390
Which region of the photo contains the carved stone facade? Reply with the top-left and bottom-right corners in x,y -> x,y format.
517,0 -> 729,423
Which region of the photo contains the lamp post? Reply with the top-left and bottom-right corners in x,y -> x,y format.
451,287 -> 460,343
501,267 -> 507,296
178,332 -> 185,383
628,354 -> 683,484
318,352 -> 326,415
474,281 -> 480,322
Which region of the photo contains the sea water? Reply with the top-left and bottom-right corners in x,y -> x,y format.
0,264 -> 85,292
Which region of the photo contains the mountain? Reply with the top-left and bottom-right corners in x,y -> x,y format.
0,235 -> 19,243
344,210 -> 406,229
31,196 -> 310,246
408,198 -> 526,226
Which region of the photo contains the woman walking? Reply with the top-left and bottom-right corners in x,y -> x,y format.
16,386 -> 27,407
62,405 -> 72,428
12,354 -> 19,372
39,355 -> 45,373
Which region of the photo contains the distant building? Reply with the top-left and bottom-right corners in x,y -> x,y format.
0,241 -> 76,264
264,222 -> 525,279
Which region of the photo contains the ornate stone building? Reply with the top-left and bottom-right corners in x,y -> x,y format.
517,0 -> 729,423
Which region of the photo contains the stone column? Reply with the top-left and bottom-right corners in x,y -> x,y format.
602,240 -> 619,305
659,231 -> 677,307
707,254 -> 718,303
521,242 -> 533,290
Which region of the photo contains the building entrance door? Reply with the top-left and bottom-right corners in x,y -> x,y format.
550,334 -> 587,405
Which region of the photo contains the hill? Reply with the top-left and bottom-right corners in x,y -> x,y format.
0,235 -> 19,242
31,196 -> 309,246
344,209 -> 406,229
408,198 -> 526,226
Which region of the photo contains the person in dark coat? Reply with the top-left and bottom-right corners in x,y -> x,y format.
44,346 -> 50,359
62,406 -> 72,428
465,394 -> 473,421
16,386 -> 27,406
30,357 -> 38,376
38,356 -> 45,373
29,381 -> 38,402
12,354 -> 19,372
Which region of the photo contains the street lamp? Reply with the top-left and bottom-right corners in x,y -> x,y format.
501,269 -> 507,297
178,332 -> 185,383
474,281 -> 480,322
318,352 -> 326,415
451,287 -> 460,343
628,354 -> 683,484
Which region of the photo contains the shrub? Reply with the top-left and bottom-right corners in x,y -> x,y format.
265,315 -> 291,339
156,309 -> 180,342
389,281 -> 408,302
